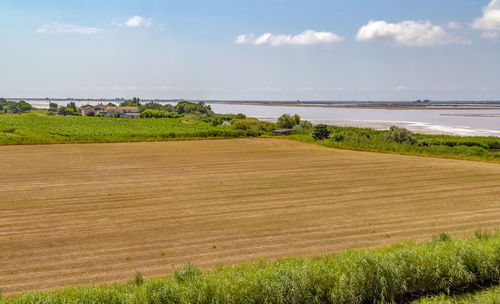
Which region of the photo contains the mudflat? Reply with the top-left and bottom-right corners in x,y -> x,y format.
1,138 -> 499,295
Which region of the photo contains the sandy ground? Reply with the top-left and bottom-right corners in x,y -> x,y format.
0,138 -> 499,295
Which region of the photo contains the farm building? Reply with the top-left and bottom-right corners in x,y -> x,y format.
81,104 -> 140,118
103,106 -> 141,119
272,129 -> 293,136
81,104 -> 107,116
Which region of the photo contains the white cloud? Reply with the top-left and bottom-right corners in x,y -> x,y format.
447,21 -> 461,29
123,16 -> 152,28
235,30 -> 344,46
356,20 -> 469,46
472,0 -> 500,39
35,23 -> 103,34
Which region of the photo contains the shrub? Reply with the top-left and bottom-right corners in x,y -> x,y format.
385,126 -> 417,144
277,114 -> 300,129
57,106 -> 78,116
312,124 -> 331,140
175,101 -> 214,116
1,100 -> 32,114
120,97 -> 141,106
233,119 -> 275,133
134,272 -> 144,286
331,132 -> 345,142
140,109 -> 180,118
292,120 -> 313,135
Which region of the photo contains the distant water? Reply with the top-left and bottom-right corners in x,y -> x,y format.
208,103 -> 500,137
27,100 -> 500,137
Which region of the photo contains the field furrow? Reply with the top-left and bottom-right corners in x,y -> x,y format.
0,138 -> 499,295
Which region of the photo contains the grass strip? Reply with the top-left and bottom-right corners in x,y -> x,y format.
2,233 -> 499,304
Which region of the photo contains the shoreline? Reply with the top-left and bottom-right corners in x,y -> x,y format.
207,100 -> 500,110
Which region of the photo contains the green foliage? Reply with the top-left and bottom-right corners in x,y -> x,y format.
412,284 -> 500,303
277,114 -> 300,129
66,102 -> 77,112
0,100 -> 32,114
2,233 -> 499,304
139,102 -> 175,113
57,106 -> 79,116
134,273 -> 144,286
312,124 -> 331,140
385,126 -> 418,144
331,132 -> 345,142
434,232 -> 453,242
292,120 -> 313,135
289,125 -> 500,162
140,109 -> 181,118
233,118 -> 276,132
0,113 -> 261,145
120,97 -> 141,107
175,101 -> 214,116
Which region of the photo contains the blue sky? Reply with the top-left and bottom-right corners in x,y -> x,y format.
1,0 -> 499,100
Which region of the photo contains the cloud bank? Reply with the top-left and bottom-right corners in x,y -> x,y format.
356,20 -> 468,46
235,30 -> 344,46
35,23 -> 103,34
472,0 -> 500,40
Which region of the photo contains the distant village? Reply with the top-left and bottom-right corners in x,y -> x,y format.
49,103 -> 140,118
80,104 -> 140,119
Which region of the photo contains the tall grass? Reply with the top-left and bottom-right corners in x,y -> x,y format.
413,283 -> 500,304
2,233 -> 499,304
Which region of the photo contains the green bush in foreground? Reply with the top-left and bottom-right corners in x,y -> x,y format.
2,233 -> 499,304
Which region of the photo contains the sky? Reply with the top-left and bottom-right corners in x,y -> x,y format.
1,0 -> 500,101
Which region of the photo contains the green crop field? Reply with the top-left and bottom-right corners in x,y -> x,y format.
0,112 -> 259,145
1,111 -> 500,163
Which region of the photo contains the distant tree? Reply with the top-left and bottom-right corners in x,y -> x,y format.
65,107 -> 77,116
67,102 -> 77,112
57,106 -> 67,116
107,102 -> 117,107
277,114 -> 300,129
0,98 -> 6,111
5,100 -> 32,114
174,101 -> 214,116
120,97 -> 141,107
312,124 -> 330,140
141,102 -> 163,111
140,109 -> 180,118
131,97 -> 141,105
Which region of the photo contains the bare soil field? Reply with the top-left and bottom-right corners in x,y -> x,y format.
1,138 -> 499,295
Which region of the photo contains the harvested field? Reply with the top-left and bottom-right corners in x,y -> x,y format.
0,138 -> 499,295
